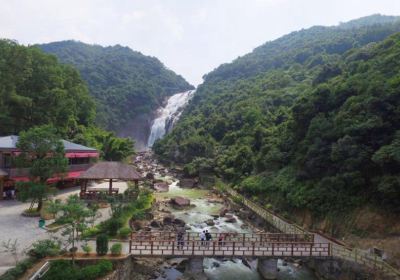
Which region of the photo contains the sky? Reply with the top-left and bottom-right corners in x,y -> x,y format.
1,0 -> 400,86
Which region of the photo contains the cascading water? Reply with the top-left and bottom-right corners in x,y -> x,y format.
147,90 -> 194,147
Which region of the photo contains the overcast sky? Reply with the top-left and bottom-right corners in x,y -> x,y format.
1,0 -> 399,86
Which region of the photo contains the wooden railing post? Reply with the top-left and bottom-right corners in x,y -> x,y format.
252,242 -> 255,256
272,243 -> 274,256
243,233 -> 245,246
192,241 -> 195,255
232,242 -> 235,256
151,241 -> 153,255
291,243 -> 294,256
309,243 -> 312,256
129,240 -> 132,253
172,241 -> 175,255
213,241 -> 216,255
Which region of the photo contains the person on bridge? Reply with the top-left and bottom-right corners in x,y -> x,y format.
177,231 -> 184,250
205,230 -> 212,247
218,233 -> 225,247
200,230 -> 206,246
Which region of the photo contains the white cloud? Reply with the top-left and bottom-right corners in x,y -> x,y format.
0,0 -> 399,86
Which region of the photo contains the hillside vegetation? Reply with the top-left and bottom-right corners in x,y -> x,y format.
154,15 -> 400,216
0,39 -> 134,160
39,41 -> 193,130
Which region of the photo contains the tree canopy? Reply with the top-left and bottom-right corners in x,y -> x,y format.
38,40 -> 194,130
155,15 -> 400,215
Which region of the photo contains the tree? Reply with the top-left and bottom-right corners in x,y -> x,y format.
48,195 -> 96,264
16,125 -> 68,212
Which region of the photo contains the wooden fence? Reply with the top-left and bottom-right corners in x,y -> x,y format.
225,187 -> 400,279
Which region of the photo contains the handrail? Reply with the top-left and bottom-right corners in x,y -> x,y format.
29,261 -> 50,280
130,231 -> 314,243
224,187 -> 400,279
129,240 -> 330,258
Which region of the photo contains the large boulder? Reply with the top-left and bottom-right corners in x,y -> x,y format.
154,182 -> 169,192
219,207 -> 229,217
179,178 -> 198,188
163,215 -> 175,225
173,218 -> 186,227
170,197 -> 191,208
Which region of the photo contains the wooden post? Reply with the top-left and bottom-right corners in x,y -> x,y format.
252,242 -> 255,256
192,241 -> 195,255
232,242 -> 235,256
109,179 -> 113,195
328,243 -> 331,256
151,241 -> 153,255
129,240 -> 132,253
213,241 -> 216,255
272,243 -> 274,256
172,241 -> 175,255
243,233 -> 245,246
291,243 -> 294,256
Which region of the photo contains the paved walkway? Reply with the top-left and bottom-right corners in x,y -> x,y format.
0,181 -> 128,275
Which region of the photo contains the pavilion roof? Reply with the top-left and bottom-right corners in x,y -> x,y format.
79,161 -> 142,180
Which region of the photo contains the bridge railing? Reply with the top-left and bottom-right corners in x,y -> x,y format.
129,240 -> 330,258
224,187 -> 400,279
130,231 -> 314,243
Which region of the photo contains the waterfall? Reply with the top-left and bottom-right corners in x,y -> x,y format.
147,90 -> 194,147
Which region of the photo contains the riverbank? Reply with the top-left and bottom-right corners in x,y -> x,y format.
123,151 -> 319,280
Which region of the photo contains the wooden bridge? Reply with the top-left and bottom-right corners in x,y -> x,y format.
129,231 -> 331,258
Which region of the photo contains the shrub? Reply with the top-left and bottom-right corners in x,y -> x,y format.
81,244 -> 92,255
29,239 -> 60,258
81,226 -> 100,238
0,258 -> 35,280
96,259 -> 113,274
96,234 -> 108,255
119,227 -> 131,239
110,243 -> 122,255
107,218 -> 123,236
42,260 -> 113,280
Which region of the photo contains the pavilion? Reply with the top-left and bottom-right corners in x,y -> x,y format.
78,161 -> 142,198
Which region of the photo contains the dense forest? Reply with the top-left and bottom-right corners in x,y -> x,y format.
0,39 -> 134,160
39,41 -> 194,130
154,15 -> 400,216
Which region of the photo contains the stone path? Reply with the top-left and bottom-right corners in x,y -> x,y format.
0,181 -> 128,276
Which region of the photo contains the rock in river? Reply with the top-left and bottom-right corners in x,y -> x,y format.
154,182 -> 169,192
170,196 -> 191,208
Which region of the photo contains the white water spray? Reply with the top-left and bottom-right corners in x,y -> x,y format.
147,90 -> 194,147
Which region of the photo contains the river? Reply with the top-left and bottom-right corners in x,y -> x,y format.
143,90 -> 318,279
150,176 -> 318,280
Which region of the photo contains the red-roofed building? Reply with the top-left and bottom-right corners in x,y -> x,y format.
0,135 -> 99,199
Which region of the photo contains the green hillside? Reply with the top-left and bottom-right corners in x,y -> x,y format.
39,41 -> 193,130
154,15 -> 400,215
0,39 -> 134,161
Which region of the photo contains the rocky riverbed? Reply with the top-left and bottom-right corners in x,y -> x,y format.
123,152 -> 318,280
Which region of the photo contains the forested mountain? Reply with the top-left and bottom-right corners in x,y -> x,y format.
38,41 -> 194,131
0,39 -> 95,136
154,15 -> 400,216
0,39 -> 134,160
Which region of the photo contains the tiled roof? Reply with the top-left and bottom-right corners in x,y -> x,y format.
0,135 -> 97,152
79,161 -> 142,180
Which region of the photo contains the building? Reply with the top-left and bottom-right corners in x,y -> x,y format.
0,135 -> 99,199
